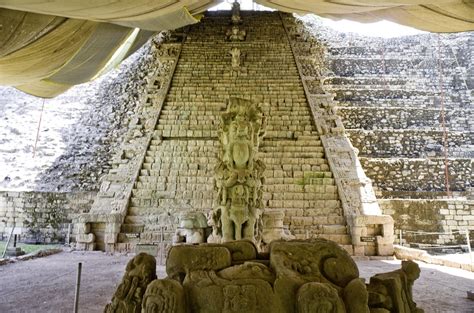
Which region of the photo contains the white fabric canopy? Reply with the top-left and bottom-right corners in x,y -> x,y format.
256,0 -> 474,33
0,0 -> 472,97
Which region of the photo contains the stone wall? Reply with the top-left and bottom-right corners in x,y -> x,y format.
380,199 -> 474,245
0,37 -> 163,192
359,158 -> 472,193
0,191 -> 95,242
339,107 -> 472,133
347,130 -> 473,159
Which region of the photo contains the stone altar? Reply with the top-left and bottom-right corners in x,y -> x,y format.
106,239 -> 423,313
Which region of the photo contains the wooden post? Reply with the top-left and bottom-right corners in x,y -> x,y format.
66,224 -> 72,245
465,230 -> 473,266
1,226 -> 14,258
74,262 -> 82,313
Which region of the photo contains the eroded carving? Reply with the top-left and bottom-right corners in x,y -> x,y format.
297,282 -> 345,313
226,26 -> 246,41
172,211 -> 208,244
229,47 -> 242,70
105,253 -> 156,313
142,279 -> 185,313
367,260 -> 424,313
108,240 -> 423,313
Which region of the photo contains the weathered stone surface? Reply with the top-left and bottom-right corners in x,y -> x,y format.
172,211 -> 208,244
367,260 -> 424,313
343,278 -> 370,313
109,240 -> 424,312
184,271 -> 277,313
296,282 -> 345,313
282,13 -> 395,256
142,279 -> 186,313
218,261 -> 275,283
203,240 -> 258,262
105,253 -> 156,313
270,239 -> 359,312
166,245 -> 232,281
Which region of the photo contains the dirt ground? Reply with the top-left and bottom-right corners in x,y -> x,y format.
0,251 -> 473,313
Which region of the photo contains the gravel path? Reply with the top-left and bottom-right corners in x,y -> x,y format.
0,251 -> 473,312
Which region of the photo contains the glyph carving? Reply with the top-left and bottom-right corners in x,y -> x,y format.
212,97 -> 266,244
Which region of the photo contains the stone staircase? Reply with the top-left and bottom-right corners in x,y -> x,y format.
117,11 -> 352,252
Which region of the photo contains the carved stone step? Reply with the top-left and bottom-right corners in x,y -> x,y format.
261,147 -> 324,153
290,233 -> 352,245
115,242 -> 137,252
312,215 -> 346,225
262,140 -> 322,146
124,215 -> 145,224
117,234 -> 140,244
120,223 -> 144,234
319,225 -> 349,235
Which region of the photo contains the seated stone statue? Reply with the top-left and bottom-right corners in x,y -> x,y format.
172,211 -> 208,244
367,260 -> 424,313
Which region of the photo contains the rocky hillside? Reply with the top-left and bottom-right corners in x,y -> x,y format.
0,35 -> 164,192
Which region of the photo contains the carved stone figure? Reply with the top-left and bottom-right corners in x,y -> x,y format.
261,210 -> 295,248
367,260 -> 424,313
212,98 -> 266,244
297,282 -> 345,313
226,26 -> 246,41
104,253 -> 156,313
229,47 -> 241,70
166,245 -> 232,281
172,211 -> 208,244
270,239 -> 361,313
183,270 -> 276,313
107,240 -> 423,313
142,279 -> 185,313
231,1 -> 242,24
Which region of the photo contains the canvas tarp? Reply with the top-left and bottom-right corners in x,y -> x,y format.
256,0 -> 474,33
0,0 -> 218,31
0,0 -> 472,97
0,4 -> 204,97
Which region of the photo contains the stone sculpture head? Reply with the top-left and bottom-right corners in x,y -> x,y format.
401,260 -> 421,282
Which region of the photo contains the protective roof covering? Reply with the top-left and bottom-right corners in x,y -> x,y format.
0,0 -> 473,98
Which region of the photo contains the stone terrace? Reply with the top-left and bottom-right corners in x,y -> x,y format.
300,16 -> 473,245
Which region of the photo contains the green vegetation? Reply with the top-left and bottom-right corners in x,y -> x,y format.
0,242 -> 61,256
